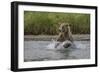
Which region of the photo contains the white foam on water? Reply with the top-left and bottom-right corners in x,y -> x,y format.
46,39 -> 62,50
46,39 -> 73,50
46,39 -> 88,50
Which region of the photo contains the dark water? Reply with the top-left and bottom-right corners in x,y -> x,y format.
24,41 -> 90,62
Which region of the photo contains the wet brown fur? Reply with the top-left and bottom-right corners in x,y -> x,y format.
57,23 -> 73,42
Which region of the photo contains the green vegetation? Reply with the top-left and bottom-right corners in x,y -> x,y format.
24,11 -> 90,35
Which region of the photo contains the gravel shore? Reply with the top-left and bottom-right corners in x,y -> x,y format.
24,34 -> 90,41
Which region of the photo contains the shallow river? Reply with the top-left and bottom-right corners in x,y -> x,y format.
24,40 -> 90,62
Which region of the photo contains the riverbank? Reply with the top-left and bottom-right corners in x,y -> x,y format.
24,34 -> 90,41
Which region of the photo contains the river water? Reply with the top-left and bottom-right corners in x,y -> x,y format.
24,40 -> 90,62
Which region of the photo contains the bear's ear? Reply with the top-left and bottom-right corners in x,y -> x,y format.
65,23 -> 70,26
58,22 -> 61,26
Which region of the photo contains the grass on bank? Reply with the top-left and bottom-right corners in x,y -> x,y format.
24,11 -> 90,35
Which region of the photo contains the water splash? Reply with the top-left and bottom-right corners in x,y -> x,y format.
46,39 -> 87,50
46,39 -> 73,50
46,39 -> 61,49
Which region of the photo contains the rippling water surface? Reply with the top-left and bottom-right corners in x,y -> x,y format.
24,40 -> 90,62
